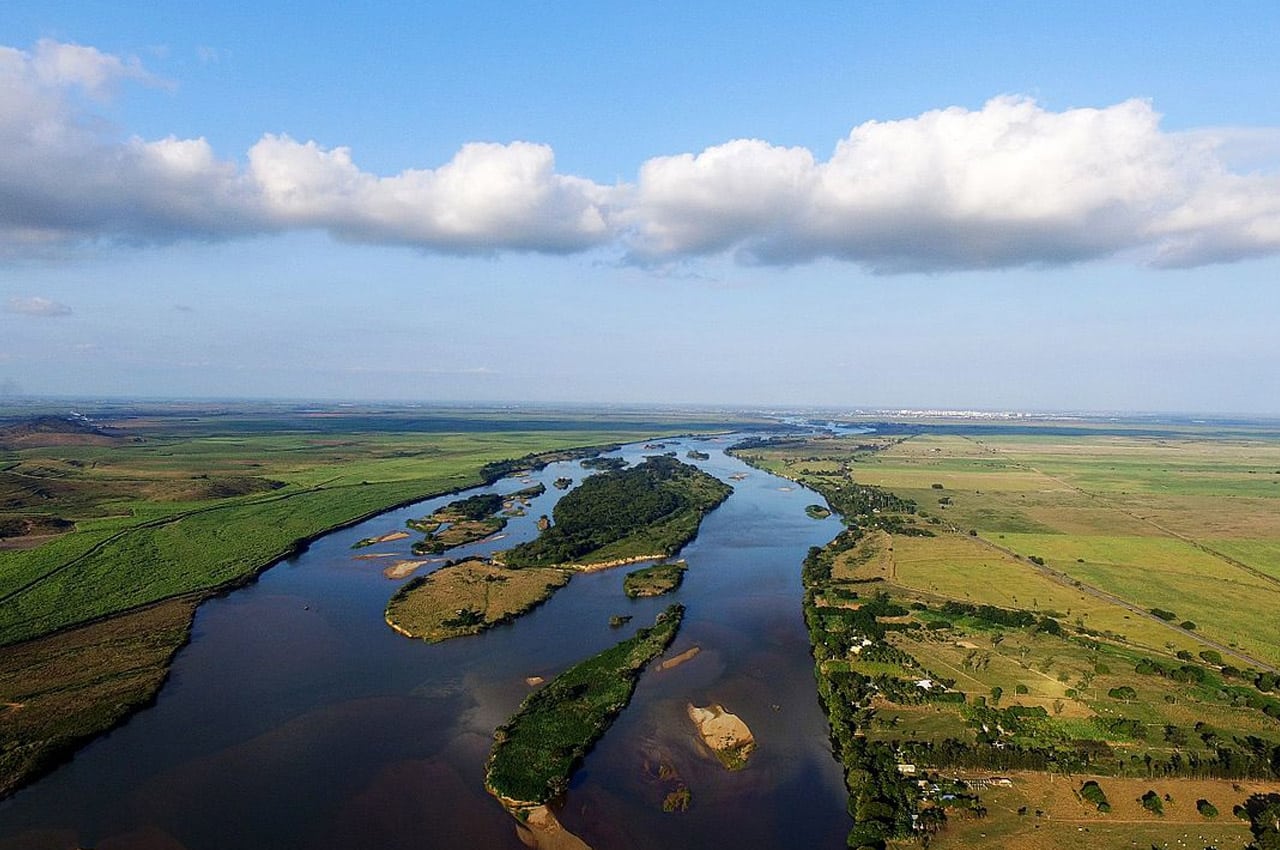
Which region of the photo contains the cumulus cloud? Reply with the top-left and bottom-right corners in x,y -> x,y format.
626,96 -> 1280,272
4,296 -> 72,317
1,39 -> 1279,272
247,135 -> 618,252
0,40 -> 618,256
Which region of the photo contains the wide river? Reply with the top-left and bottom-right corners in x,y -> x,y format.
0,436 -> 851,850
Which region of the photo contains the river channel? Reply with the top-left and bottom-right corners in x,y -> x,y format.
0,436 -> 851,850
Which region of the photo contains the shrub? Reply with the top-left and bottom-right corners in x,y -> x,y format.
1197,798 -> 1218,817
1150,608 -> 1177,621
1080,780 -> 1109,811
1180,620 -> 1197,631
1140,790 -> 1164,815
1108,685 -> 1138,700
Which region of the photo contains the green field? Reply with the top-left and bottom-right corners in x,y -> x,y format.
734,425 -> 1280,850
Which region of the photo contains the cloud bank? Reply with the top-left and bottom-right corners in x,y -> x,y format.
4,296 -> 72,317
2,40 -> 1279,272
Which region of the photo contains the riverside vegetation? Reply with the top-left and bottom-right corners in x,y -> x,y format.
0,403 -> 744,799
733,425 -> 1280,850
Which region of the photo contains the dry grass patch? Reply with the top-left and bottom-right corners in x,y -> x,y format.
917,774 -> 1265,850
385,560 -> 571,642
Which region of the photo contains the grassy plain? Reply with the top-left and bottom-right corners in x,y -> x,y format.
912,774 -> 1262,850
752,428 -> 1280,667
0,402 -> 741,799
736,422 -> 1280,848
0,597 -> 196,798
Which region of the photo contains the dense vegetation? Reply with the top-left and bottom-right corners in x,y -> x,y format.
485,604 -> 683,806
502,456 -> 731,567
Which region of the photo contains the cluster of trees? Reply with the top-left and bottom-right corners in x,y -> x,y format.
439,493 -> 504,521
579,455 -> 627,471
1239,793 -> 1280,850
801,584 -> 935,848
935,600 -> 1064,634
479,445 -> 621,482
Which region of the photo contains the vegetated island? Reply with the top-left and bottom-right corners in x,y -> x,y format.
804,504 -> 832,519
579,456 -> 627,471
486,604 -> 684,812
685,449 -> 710,461
500,455 -> 732,569
385,560 -> 571,642
623,560 -> 687,598
407,492 -> 508,554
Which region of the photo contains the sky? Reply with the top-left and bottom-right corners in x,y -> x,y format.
2,1 -> 1279,414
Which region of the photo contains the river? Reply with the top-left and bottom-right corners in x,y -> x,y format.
0,436 -> 851,850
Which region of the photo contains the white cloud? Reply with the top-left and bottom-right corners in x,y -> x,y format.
628,96 -> 1280,271
4,296 -> 72,317
247,135 -> 618,252
1,40 -> 1280,272
29,38 -> 159,96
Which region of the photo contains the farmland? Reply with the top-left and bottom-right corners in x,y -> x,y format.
733,423 -> 1280,849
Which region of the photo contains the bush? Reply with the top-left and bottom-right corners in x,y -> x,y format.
1180,620 -> 1197,631
1141,790 -> 1164,815
1108,685 -> 1137,700
1150,608 -> 1177,621
1080,780 -> 1109,811
1197,798 -> 1218,818
1199,649 -> 1223,665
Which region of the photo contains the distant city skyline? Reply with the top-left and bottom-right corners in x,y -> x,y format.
2,2 -> 1278,413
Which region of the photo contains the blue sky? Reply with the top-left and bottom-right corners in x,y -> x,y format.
2,2 -> 1279,413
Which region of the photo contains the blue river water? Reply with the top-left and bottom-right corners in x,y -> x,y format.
0,436 -> 850,850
